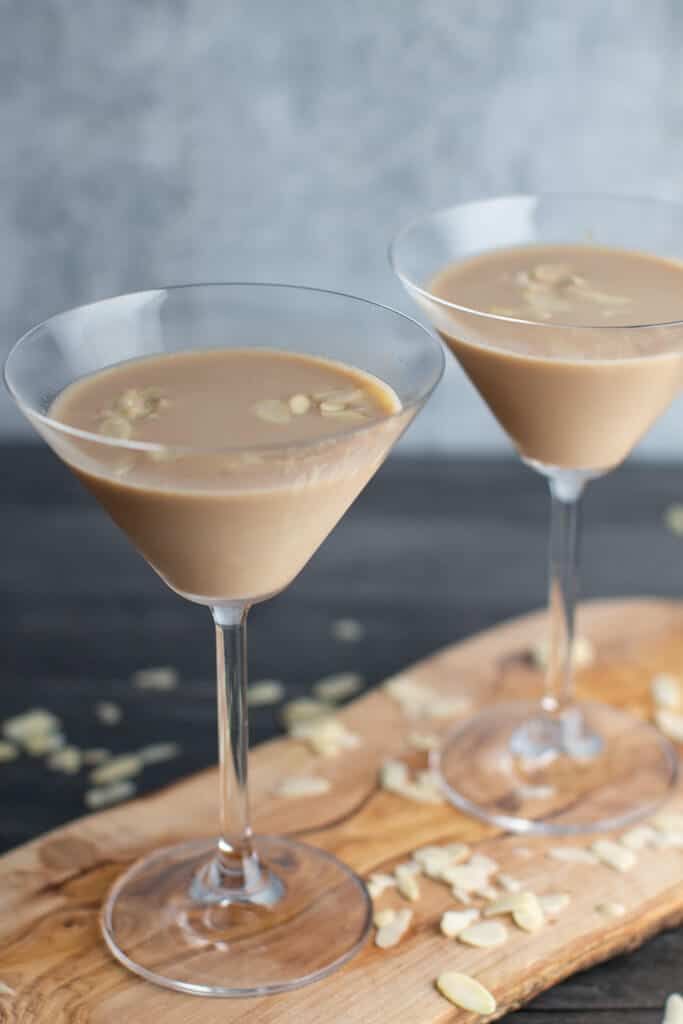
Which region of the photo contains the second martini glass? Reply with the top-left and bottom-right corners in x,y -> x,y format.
4,283 -> 444,995
391,194 -> 683,835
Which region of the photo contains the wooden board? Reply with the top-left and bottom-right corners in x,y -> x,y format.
2,598 -> 683,1023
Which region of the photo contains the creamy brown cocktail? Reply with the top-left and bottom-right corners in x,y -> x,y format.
427,244 -> 683,469
49,348 -> 404,601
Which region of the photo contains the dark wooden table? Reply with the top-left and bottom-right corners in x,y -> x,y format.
2,443 -> 682,1020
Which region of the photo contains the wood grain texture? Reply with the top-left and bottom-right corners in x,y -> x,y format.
2,598 -> 683,1022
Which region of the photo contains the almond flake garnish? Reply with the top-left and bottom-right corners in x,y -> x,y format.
373,908 -> 396,929
0,981 -> 15,997
375,908 -> 412,949
247,679 -> 285,707
90,753 -> 144,785
540,892 -> 570,918
274,775 -> 331,798
113,387 -> 167,421
485,891 -> 533,917
0,741 -> 18,763
289,716 -> 360,757
407,732 -> 440,751
440,908 -> 480,937
651,673 -> 682,710
513,891 -> 546,932
139,742 -> 181,765
444,856 -> 498,898
655,708 -> 683,743
251,399 -> 291,424
548,846 -> 598,865
320,408 -> 369,422
530,635 -> 594,670
313,672 -> 363,703
663,993 -> 683,1023
95,701 -> 122,726
379,758 -> 445,804
47,746 -> 82,774
652,812 -> 683,833
436,972 -> 497,1015
288,393 -> 311,415
665,504 -> 683,536
620,825 -> 657,851
3,709 -> 61,746
591,839 -> 637,873
596,901 -> 626,918
395,863 -> 420,902
384,675 -> 470,720
458,920 -> 508,949
281,698 -> 330,729
367,873 -> 396,899
82,748 -> 111,765
98,413 -> 133,439
85,780 -> 136,809
24,731 -> 66,756
132,666 -> 179,691
498,873 -> 522,893
331,618 -> 365,643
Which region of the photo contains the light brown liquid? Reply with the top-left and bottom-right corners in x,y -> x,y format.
426,244 -> 683,469
48,349 -> 406,602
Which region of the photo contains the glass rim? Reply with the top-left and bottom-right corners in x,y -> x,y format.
389,191 -> 683,333
4,280 -> 445,457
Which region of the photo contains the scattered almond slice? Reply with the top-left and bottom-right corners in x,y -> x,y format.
540,892 -> 570,918
651,673 -> 681,710
655,709 -> 683,743
139,742 -> 181,765
665,504 -> 683,536
247,680 -> 285,707
95,701 -> 122,726
380,759 -> 409,790
652,811 -> 683,833
90,753 -> 144,785
288,393 -> 311,415
620,825 -> 657,851
653,829 -> 683,849
0,981 -> 15,996
131,666 -> 179,691
313,672 -> 363,703
458,920 -> 508,949
251,398 -> 291,424
281,698 -> 331,729
47,746 -> 82,774
290,716 -> 360,757
379,759 -> 445,805
663,993 -> 683,1024
375,908 -> 412,949
498,873 -> 522,893
99,413 -> 133,439
383,675 -> 469,720
274,775 -> 331,798
436,971 -> 497,1015
413,846 -> 452,877
407,732 -> 440,751
596,901 -> 626,918
592,839 -> 637,873
331,618 -> 365,643
485,891 -> 532,917
513,892 -> 546,932
24,731 -> 66,756
367,873 -> 396,899
85,780 -> 136,809
3,709 -> 61,746
440,908 -> 480,937
373,907 -> 396,929
82,748 -> 111,765
395,863 -> 420,902
530,635 -> 594,670
548,846 -> 598,865
0,741 -> 18,763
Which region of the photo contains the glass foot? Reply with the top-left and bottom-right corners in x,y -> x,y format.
432,700 -> 678,835
101,835 -> 372,997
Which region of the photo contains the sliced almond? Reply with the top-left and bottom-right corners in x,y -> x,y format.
485,891 -> 532,917
655,709 -> 683,743
375,908 -> 412,949
440,908 -> 480,937
651,673 -> 682,710
436,972 -> 497,1015
380,759 -> 409,790
665,504 -> 683,535
620,825 -> 657,851
24,731 -> 66,756
367,872 -> 396,899
652,812 -> 683,833
407,731 -> 440,751
131,666 -> 179,691
247,679 -> 285,707
513,892 -> 546,932
98,413 -> 133,439
373,907 -> 396,929
47,746 -> 82,774
274,775 -> 331,798
281,697 -> 330,729
85,780 -> 136,809
251,398 -> 291,424
95,701 -> 122,726
412,845 -> 452,876
395,863 -> 421,902
0,980 -> 15,996
331,618 -> 364,643
290,716 -> 360,757
540,892 -> 570,918
497,873 -> 522,893
90,753 -> 143,785
0,741 -> 18,763
596,901 -> 626,918
459,920 -> 507,948
592,839 -> 637,873
3,709 -> 61,745
548,846 -> 598,865
288,393 -> 311,415
663,993 -> 683,1024
82,748 -> 110,765
530,635 -> 594,670
313,672 -> 363,703
139,741 -> 181,766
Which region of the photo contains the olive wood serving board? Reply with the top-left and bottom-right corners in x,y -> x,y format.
2,598 -> 683,1023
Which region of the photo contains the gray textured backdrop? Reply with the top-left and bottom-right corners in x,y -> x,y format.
2,0 -> 683,455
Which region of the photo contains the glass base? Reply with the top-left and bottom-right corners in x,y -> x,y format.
101,835 -> 372,997
431,700 -> 678,835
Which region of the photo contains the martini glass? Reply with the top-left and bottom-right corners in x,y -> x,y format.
391,194 -> 683,835
4,283 -> 444,995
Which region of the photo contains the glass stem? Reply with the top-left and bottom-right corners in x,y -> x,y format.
542,473 -> 584,714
